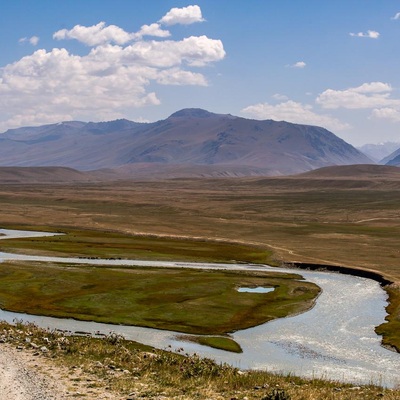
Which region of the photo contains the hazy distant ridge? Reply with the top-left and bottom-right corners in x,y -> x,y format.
357,142 -> 400,163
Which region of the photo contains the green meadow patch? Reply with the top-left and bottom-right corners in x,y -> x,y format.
0,227 -> 273,264
0,262 -> 319,347
180,335 -> 243,353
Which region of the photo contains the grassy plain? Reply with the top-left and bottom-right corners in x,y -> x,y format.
0,172 -> 400,351
0,261 -> 319,336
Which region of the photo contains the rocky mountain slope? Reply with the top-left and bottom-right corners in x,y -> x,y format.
0,108 -> 372,176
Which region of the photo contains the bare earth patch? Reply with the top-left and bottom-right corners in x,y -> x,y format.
0,343 -> 114,400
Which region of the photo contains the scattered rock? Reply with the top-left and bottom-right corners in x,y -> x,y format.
142,351 -> 158,359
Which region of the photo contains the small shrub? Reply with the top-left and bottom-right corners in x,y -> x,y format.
263,388 -> 291,400
104,331 -> 124,345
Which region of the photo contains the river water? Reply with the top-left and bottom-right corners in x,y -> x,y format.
0,229 -> 399,387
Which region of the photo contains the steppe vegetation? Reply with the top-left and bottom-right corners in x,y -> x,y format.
0,171 -> 400,397
1,321 -> 399,399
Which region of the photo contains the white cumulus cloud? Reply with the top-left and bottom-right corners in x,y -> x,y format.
391,12 -> 400,20
133,23 -> 171,39
53,22 -> 133,46
0,6 -> 225,131
316,82 -> 399,109
317,82 -> 400,124
371,108 -> 400,122
241,100 -> 349,131
159,5 -> 204,26
349,30 -> 380,39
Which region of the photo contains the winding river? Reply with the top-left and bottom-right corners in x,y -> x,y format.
0,229 -> 399,388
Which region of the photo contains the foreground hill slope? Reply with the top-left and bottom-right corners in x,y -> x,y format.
0,108 -> 372,175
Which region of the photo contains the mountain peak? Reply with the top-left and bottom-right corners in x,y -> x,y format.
168,108 -> 216,119
0,109 -> 372,175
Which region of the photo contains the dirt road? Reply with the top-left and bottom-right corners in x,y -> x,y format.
0,344 -> 68,399
0,343 -> 115,400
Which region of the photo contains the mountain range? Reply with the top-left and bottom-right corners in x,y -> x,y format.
0,108 -> 376,177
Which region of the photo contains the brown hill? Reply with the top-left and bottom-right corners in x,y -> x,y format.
243,164 -> 400,191
0,167 -> 95,184
295,164 -> 400,179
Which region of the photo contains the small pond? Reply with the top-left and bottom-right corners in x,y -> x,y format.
237,287 -> 275,293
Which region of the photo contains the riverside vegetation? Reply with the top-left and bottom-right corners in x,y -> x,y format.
0,172 -> 400,396
1,321 -> 399,399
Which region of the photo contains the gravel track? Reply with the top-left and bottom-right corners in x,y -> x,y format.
0,343 -> 118,400
0,345 -> 68,399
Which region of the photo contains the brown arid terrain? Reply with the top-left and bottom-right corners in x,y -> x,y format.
1,164 -> 400,398
0,164 -> 399,278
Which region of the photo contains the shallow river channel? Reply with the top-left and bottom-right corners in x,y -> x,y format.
0,229 -> 399,387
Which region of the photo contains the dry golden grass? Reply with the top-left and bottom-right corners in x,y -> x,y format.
0,176 -> 399,280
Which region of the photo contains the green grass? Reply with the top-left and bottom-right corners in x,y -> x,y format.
0,262 -> 320,338
0,227 -> 274,264
375,285 -> 400,352
180,335 -> 243,353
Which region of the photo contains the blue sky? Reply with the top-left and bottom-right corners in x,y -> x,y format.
1,1 -> 399,146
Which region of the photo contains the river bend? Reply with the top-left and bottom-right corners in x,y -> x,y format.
0,229 -> 399,387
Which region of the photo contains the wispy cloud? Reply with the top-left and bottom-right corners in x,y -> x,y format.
272,93 -> 289,101
349,30 -> 380,39
287,61 -> 306,68
18,36 -> 39,46
391,12 -> 400,20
